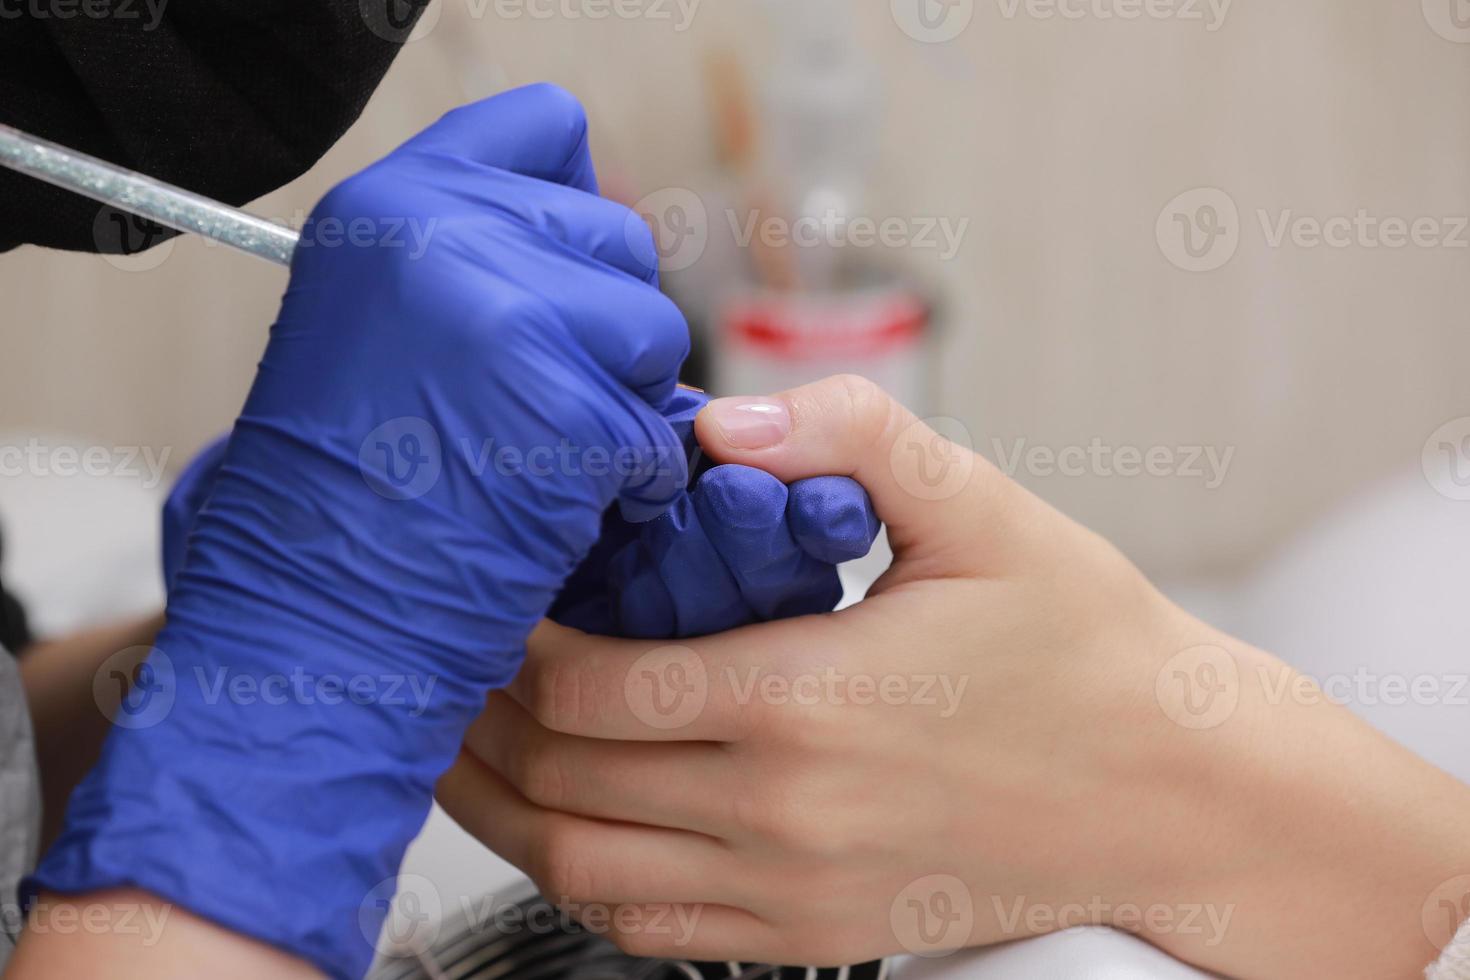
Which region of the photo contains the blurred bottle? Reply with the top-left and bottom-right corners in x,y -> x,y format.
760,0 -> 879,291
710,0 -> 936,412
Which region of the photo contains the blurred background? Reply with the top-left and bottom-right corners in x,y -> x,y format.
4,0 -> 1469,588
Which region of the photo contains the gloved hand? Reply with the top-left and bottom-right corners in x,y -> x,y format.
552,388 -> 881,638
159,433 -> 229,592
31,84 -> 694,979
164,393 -> 881,640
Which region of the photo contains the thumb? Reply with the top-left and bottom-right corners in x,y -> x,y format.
694,375 -> 1023,562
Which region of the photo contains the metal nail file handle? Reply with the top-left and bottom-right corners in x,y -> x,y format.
0,122 -> 300,267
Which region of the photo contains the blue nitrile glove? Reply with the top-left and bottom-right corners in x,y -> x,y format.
551,388 -> 881,637
160,434 -> 229,591
31,84 -> 693,979
167,397 -> 881,640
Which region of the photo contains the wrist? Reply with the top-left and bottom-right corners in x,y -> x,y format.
29,618 -> 480,979
1126,621 -> 1470,978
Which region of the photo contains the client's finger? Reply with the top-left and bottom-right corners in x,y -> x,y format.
464,693 -> 741,837
509,619 -> 831,742
694,374 -> 1031,566
436,752 -> 738,907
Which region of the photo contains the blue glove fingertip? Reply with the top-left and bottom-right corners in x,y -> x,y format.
694,464 -> 789,536
788,476 -> 881,565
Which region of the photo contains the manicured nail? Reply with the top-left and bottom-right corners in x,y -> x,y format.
706,397 -> 791,451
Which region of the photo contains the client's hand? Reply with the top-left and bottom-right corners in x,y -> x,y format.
439,374 -> 1470,980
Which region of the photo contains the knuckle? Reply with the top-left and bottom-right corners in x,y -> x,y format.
757,691 -> 838,753
533,824 -> 597,903
524,82 -> 590,139
608,919 -> 671,959
731,776 -> 835,857
516,736 -> 571,810
830,373 -> 897,447
522,657 -> 586,735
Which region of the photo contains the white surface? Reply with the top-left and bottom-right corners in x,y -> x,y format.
0,431 -> 166,637
1232,468 -> 1470,785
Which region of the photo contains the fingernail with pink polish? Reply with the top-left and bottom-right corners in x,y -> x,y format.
706,397 -> 791,451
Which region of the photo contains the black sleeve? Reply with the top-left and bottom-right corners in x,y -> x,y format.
0,0 -> 428,255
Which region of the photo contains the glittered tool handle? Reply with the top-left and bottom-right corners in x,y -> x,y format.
0,122 -> 300,267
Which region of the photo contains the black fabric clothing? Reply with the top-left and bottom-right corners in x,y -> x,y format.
0,0 -> 428,254
0,527 -> 30,655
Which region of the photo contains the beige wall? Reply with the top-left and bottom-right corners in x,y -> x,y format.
3,0 -> 1468,580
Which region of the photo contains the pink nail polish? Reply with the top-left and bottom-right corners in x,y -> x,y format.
707,397 -> 791,451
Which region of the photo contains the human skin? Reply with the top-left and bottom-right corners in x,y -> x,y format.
438,374 -> 1470,979
18,610 -> 166,848
7,890 -> 320,978
13,623 -> 324,977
